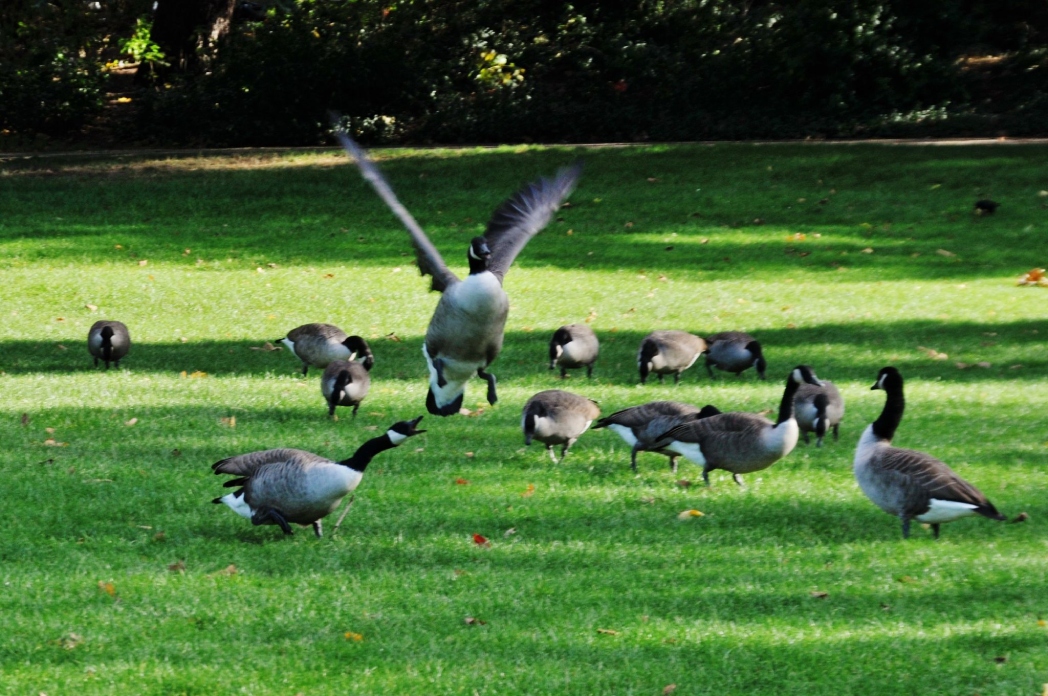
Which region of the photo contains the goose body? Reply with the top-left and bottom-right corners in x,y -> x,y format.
549,324 -> 599,378
212,417 -> 424,537
280,323 -> 373,376
854,367 -> 1005,539
794,380 -> 845,446
320,359 -> 371,418
704,331 -> 766,379
649,366 -> 821,484
522,389 -> 601,462
334,127 -> 579,417
594,401 -> 721,472
88,320 -> 130,369
637,330 -> 707,384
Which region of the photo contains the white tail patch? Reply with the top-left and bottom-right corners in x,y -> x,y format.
664,440 -> 706,466
917,499 -> 980,523
219,491 -> 253,520
422,344 -> 471,410
606,424 -> 639,447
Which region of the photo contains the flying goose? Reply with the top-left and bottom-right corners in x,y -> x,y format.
648,365 -> 822,485
320,359 -> 371,418
637,330 -> 707,384
593,401 -> 722,473
855,367 -> 1005,539
279,323 -> 373,376
88,320 -> 130,369
794,380 -> 844,446
212,416 -> 425,537
704,332 -> 766,380
549,323 -> 599,378
333,128 -> 580,416
522,389 -> 601,462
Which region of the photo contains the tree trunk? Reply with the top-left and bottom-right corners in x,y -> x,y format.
139,0 -> 236,80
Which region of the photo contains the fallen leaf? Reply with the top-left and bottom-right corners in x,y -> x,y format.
955,362 -> 970,370
1010,512 -> 1029,523
787,233 -> 807,242
624,222 -> 634,228
56,344 -> 67,351
46,427 -> 55,434
343,631 -> 364,641
152,532 -> 166,542
138,259 -> 148,267
210,564 -> 238,577
596,628 -> 620,635
503,527 -> 517,537
1018,268 -> 1048,287
171,449 -> 181,457
98,581 -> 116,597
465,451 -> 475,458
676,479 -> 692,488
249,342 -> 282,351
21,413 -> 28,426
472,534 -> 491,548
219,416 -> 236,428
646,177 -> 659,183
1010,364 -> 1024,369
677,509 -> 704,520
896,575 -> 916,583
810,591 -> 829,599
167,560 -> 186,573
85,304 -> 98,311
663,685 -> 678,695
125,418 -> 138,427
522,484 -> 536,498
976,361 -> 992,368
187,370 -> 207,378
1038,619 -> 1046,627
55,317 -> 65,322
861,247 -> 874,254
464,617 -> 486,626
59,632 -> 83,649
455,478 -> 469,485
323,273 -> 335,279
43,438 -> 68,447
936,248 -> 956,257
179,337 -> 188,343
917,346 -> 948,360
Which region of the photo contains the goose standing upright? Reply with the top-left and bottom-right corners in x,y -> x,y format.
549,324 -> 599,378
637,330 -> 707,384
648,366 -> 822,485
593,401 -> 722,472
279,323 -> 373,376
333,127 -> 580,416
794,380 -> 845,446
854,367 -> 1006,539
320,359 -> 371,418
88,320 -> 130,369
521,389 -> 601,462
704,332 -> 766,379
212,416 -> 425,537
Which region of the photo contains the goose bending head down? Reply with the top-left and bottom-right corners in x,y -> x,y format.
549,324 -> 599,378
88,320 -> 131,369
854,367 -> 1006,539
332,122 -> 580,417
647,365 -> 822,485
279,323 -> 373,376
593,401 -> 721,473
211,416 -> 425,537
321,359 -> 372,419
794,380 -> 845,447
522,389 -> 601,462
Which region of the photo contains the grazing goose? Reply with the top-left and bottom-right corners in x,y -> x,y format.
794,380 -> 845,447
333,128 -> 579,416
594,401 -> 722,473
88,320 -> 130,369
522,390 -> 601,462
637,330 -> 707,384
212,416 -> 425,537
704,331 -> 766,380
648,365 -> 822,485
279,323 -> 373,376
855,367 -> 1006,539
549,323 -> 599,378
320,359 -> 371,418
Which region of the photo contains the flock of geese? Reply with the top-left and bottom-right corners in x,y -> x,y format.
86,131 -> 1007,542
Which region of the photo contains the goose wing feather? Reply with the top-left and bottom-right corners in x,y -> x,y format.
652,412 -> 773,464
595,401 -> 699,429
873,446 -> 993,508
211,448 -> 328,478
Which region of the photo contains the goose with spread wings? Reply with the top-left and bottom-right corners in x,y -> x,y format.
333,127 -> 580,415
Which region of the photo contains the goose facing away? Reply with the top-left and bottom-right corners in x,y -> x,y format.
648,365 -> 822,485
637,330 -> 707,384
704,332 -> 766,380
212,416 -> 425,537
333,126 -> 580,417
794,380 -> 845,446
854,367 -> 1005,539
522,390 -> 601,462
88,320 -> 130,369
593,401 -> 722,473
279,323 -> 373,376
320,359 -> 371,418
549,323 -> 599,378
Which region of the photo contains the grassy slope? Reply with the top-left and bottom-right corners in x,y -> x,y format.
0,143 -> 1046,695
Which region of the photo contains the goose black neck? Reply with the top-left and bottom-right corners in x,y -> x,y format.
776,376 -> 801,425
468,255 -> 489,275
872,382 -> 905,442
339,433 -> 397,472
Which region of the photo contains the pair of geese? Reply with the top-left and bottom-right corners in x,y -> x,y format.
213,131 -> 1004,541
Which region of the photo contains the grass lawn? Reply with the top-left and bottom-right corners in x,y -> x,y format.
1,142 -> 1047,695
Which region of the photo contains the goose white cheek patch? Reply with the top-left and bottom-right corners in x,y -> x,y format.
387,429 -> 409,445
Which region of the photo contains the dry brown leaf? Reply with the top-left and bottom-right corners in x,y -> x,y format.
125,418 -> 138,427
1010,512 -> 1029,523
249,342 -> 282,352
663,685 -> 678,695
210,564 -> 238,577
98,581 -> 116,597
56,344 -> 67,351
219,416 -> 236,428
936,249 -> 956,257
455,478 -> 469,485
676,479 -> 692,488
810,591 -> 829,599
787,233 -> 807,242
464,617 -> 487,626
1018,268 -> 1048,287
624,222 -> 634,228
153,532 -> 166,542
323,273 -> 335,279
59,633 -> 83,650
385,332 -> 402,342
168,560 -> 186,573
596,628 -> 620,635
85,304 -> 98,311
138,259 -> 148,267
184,370 -> 207,379
861,247 -> 874,254
465,451 -> 475,458
43,438 -> 68,447
896,575 -> 916,583
522,484 -> 536,498
917,346 -> 948,361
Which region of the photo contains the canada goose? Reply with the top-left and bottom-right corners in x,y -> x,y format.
212,416 -> 425,537
704,332 -> 766,380
88,320 -> 130,369
549,323 -> 599,378
855,367 -> 1006,539
333,127 -> 579,416
593,401 -> 722,473
279,323 -> 373,376
649,365 -> 822,485
522,389 -> 601,462
320,359 -> 371,418
794,380 -> 844,446
637,330 -> 707,384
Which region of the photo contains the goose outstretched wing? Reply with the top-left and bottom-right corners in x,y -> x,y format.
332,125 -> 459,293
483,163 -> 581,284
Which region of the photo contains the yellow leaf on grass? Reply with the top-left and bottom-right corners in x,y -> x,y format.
85,304 -> 98,311
677,509 -> 704,520
596,628 -> 620,635
219,416 -> 236,428
522,484 -> 536,498
344,631 -> 364,642
98,581 -> 116,597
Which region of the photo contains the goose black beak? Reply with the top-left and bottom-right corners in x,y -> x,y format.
406,415 -> 426,434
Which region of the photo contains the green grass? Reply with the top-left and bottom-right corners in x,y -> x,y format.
1,143 -> 1047,695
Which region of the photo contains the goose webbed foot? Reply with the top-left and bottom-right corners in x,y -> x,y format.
301,364 -> 309,376
477,368 -> 497,405
900,517 -> 911,539
312,520 -> 323,538
252,507 -> 293,535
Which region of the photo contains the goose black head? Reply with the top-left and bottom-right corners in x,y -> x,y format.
747,340 -> 767,379
467,236 -> 492,274
388,416 -> 426,442
789,365 -> 822,387
549,326 -> 571,368
697,404 -> 722,419
871,366 -> 903,391
343,335 -> 375,371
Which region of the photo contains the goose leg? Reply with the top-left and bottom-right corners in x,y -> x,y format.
94,357 -> 99,367
312,520 -> 323,538
560,367 -> 568,379
114,359 -> 120,368
560,441 -> 571,461
546,444 -> 557,463
705,359 -> 715,379
352,403 -> 360,417
477,368 -> 497,405
434,358 -> 448,388
673,372 -> 681,385
802,432 -> 810,445
630,444 -> 641,472
669,455 -> 679,474
702,465 -> 712,486
105,360 -> 111,370
657,374 -> 664,384
301,363 -> 309,376
931,523 -> 941,540
586,364 -> 593,378
328,398 -> 338,418
832,424 -> 840,442
816,436 -> 824,448
252,507 -> 293,535
900,517 -> 911,539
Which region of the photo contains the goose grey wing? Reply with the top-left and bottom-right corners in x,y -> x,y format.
483,163 -> 582,284
211,448 -> 324,478
332,126 -> 458,293
877,447 -> 992,507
